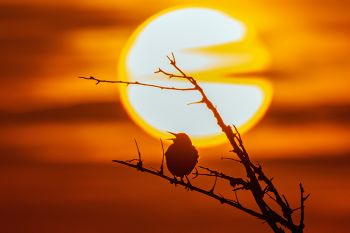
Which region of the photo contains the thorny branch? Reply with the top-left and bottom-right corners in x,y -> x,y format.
112,143 -> 265,220
81,52 -> 309,233
78,76 -> 196,91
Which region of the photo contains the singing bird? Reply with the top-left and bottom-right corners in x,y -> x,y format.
165,132 -> 199,181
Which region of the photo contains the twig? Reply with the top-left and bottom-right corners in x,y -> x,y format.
82,53 -> 308,233
299,183 -> 309,232
221,156 -> 242,163
209,175 -> 218,194
234,190 -> 240,205
187,99 -> 205,105
78,76 -> 196,91
198,166 -> 248,188
112,159 -> 265,220
134,139 -> 143,170
154,68 -> 188,79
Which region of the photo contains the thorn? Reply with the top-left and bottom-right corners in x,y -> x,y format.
209,175 -> 218,193
184,175 -> 193,191
170,176 -> 178,186
192,167 -> 199,179
234,191 -> 240,205
218,193 -> 225,204
134,138 -> 143,170
159,138 -> 165,175
124,159 -> 139,163
292,206 -> 302,212
166,52 -> 176,65
149,167 -> 158,172
221,156 -> 241,163
187,99 -> 204,105
304,193 -> 311,201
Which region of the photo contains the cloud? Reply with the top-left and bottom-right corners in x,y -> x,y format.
265,103 -> 350,125
0,3 -> 140,82
1,100 -> 349,126
0,101 -> 129,124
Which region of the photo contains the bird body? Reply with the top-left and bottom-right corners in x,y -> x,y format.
165,132 -> 199,179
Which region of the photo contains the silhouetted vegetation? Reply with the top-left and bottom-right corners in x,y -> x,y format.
80,53 -> 309,233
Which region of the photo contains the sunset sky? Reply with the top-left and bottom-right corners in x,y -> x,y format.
0,0 -> 349,232
1,0 -> 350,163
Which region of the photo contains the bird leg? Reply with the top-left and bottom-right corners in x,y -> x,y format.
184,175 -> 193,191
192,167 -> 199,179
170,175 -> 178,186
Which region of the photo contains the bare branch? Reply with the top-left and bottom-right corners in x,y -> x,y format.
166,52 -> 191,78
154,54 -> 300,232
78,76 -> 196,91
266,192 -> 278,203
221,156 -> 242,163
154,68 -> 188,79
112,159 -> 265,220
82,53 -> 308,233
198,166 -> 248,189
299,183 -> 309,231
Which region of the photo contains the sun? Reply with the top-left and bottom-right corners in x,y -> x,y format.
118,6 -> 272,147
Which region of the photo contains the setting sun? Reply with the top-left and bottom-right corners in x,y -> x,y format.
119,7 -> 272,146
2,1 -> 350,233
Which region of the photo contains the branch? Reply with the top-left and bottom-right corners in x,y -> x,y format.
299,183 -> 310,231
197,166 -> 249,189
154,68 -> 188,79
78,76 -> 196,91
221,156 -> 242,163
112,159 -> 265,220
252,163 -> 294,222
81,53 -> 308,233
154,54 -> 298,232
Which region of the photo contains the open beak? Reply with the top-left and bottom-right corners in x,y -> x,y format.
166,131 -> 177,140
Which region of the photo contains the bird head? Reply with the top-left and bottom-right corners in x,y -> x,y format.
167,132 -> 192,145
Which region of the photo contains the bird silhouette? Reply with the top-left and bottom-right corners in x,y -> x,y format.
165,132 -> 199,182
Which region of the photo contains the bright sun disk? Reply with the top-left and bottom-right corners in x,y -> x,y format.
119,7 -> 272,147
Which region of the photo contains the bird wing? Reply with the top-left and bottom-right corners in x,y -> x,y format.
165,143 -> 199,177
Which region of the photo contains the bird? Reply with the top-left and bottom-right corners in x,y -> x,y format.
165,132 -> 199,182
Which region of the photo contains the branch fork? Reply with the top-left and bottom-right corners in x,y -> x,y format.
81,53 -> 308,233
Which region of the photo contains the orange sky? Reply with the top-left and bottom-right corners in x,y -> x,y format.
1,2 -> 350,233
1,0 -> 350,162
